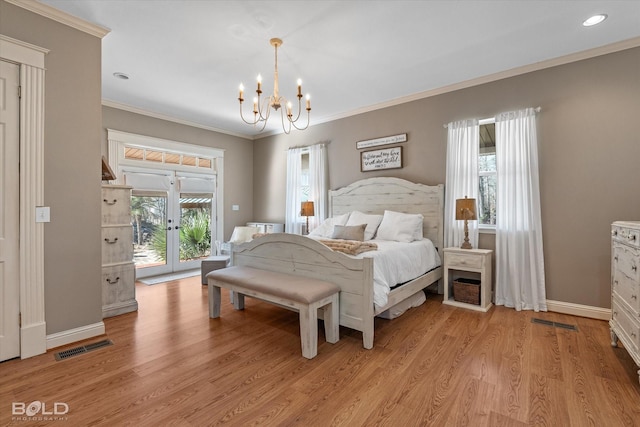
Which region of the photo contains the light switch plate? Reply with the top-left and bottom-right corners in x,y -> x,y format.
36,206 -> 51,223
232,205 -> 240,211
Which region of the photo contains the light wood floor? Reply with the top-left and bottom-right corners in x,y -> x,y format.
2,276 -> 639,426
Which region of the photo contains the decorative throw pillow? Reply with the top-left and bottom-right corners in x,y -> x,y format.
375,210 -> 424,242
346,211 -> 383,240
331,224 -> 366,241
308,212 -> 350,238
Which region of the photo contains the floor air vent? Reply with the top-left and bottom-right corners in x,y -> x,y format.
55,339 -> 113,361
531,318 -> 578,331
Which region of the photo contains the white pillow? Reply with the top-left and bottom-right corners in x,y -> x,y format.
308,212 -> 350,238
375,210 -> 424,243
346,211 -> 383,240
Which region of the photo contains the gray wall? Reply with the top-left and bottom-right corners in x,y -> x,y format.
253,47 -> 640,309
1,2 -> 103,334
102,107 -> 254,241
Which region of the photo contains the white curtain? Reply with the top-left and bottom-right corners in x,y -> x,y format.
308,143 -> 328,229
285,144 -> 328,234
494,108 -> 546,311
445,119 -> 479,249
285,147 -> 303,234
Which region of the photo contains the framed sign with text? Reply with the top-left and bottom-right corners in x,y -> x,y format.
356,133 -> 407,149
360,146 -> 403,172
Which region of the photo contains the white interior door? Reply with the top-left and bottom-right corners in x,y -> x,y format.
0,60 -> 21,361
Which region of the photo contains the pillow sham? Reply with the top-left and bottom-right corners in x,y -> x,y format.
331,224 -> 366,241
346,211 -> 383,240
308,212 -> 350,238
375,210 -> 424,243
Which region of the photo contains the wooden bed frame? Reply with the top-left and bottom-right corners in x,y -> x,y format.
232,177 -> 444,349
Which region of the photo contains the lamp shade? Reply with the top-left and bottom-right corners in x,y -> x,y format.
300,201 -> 315,217
455,197 -> 477,221
229,226 -> 259,243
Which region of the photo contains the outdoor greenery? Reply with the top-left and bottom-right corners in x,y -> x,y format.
178,210 -> 211,261
148,209 -> 211,262
131,194 -> 212,263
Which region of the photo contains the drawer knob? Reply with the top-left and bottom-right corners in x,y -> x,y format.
612,230 -> 618,236
103,198 -> 118,205
632,294 -> 637,300
614,256 -> 618,262
633,265 -> 638,272
104,237 -> 119,244
630,234 -> 637,241
106,276 -> 120,285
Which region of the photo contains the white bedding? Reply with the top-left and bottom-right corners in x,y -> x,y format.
309,236 -> 441,308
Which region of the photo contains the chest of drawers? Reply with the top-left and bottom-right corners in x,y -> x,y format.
101,185 -> 137,318
610,221 -> 640,384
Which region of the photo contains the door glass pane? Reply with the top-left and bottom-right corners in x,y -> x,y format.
179,193 -> 212,263
131,192 -> 168,269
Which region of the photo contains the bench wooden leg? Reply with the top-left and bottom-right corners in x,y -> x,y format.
299,306 -> 318,359
232,291 -> 245,310
209,284 -> 221,318
324,294 -> 339,344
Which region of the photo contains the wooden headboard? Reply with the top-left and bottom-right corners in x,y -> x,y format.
328,177 -> 444,254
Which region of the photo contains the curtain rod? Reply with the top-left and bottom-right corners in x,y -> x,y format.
442,107 -> 541,128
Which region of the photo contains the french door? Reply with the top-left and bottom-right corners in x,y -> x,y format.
126,169 -> 216,279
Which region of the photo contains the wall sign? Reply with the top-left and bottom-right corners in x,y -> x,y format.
361,146 -> 403,172
356,133 -> 407,149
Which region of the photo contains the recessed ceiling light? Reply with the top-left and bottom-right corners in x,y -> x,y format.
113,72 -> 130,80
583,14 -> 607,27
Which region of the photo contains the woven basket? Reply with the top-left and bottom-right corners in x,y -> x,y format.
453,278 -> 480,305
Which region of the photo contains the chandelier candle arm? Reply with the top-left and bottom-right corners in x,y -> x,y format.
237,37 -> 311,134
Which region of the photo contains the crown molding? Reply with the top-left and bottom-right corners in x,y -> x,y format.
6,0 -> 110,38
102,99 -> 254,141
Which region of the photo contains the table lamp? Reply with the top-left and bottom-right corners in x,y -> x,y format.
455,196 -> 477,249
229,226 -> 259,244
300,201 -> 315,235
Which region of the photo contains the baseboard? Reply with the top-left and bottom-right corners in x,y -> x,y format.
546,299 -> 611,321
21,321 -> 47,359
46,321 -> 106,350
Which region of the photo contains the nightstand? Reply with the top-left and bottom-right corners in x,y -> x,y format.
442,247 -> 493,312
201,255 -> 230,285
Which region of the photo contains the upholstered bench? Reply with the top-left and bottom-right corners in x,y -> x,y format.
207,266 -> 340,359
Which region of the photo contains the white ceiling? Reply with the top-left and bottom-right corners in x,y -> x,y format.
38,0 -> 640,139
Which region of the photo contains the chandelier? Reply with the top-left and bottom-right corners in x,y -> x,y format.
238,38 -> 311,134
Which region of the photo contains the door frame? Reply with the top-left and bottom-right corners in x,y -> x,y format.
0,35 -> 48,358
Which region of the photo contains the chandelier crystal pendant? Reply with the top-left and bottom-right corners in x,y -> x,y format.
238,38 -> 311,134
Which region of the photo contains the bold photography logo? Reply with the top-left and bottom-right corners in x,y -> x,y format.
12,401 -> 69,419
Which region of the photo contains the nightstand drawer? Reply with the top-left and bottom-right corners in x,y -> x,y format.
102,263 -> 136,305
612,299 -> 640,353
613,270 -> 640,315
613,243 -> 640,283
102,225 -> 134,264
446,253 -> 483,269
101,186 -> 132,225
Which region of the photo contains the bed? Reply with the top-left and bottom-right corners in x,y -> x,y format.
231,177 -> 444,349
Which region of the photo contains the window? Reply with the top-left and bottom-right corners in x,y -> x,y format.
300,152 -> 310,202
478,121 -> 496,227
